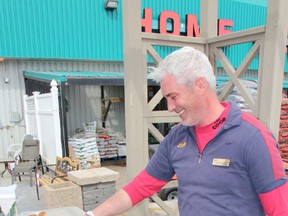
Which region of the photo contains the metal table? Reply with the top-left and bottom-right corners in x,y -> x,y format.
0,158 -> 14,177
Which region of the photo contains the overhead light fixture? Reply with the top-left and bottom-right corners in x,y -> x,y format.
104,0 -> 118,10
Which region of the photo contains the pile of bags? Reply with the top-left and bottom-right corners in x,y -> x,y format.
279,96 -> 288,163
68,136 -> 101,169
69,121 -> 126,166
96,128 -> 125,159
216,79 -> 258,112
68,121 -> 101,169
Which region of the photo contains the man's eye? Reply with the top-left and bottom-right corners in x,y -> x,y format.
171,96 -> 176,100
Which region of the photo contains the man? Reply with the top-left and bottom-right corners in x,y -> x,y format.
86,46 -> 288,216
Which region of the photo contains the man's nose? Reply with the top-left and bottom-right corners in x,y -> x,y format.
167,100 -> 176,112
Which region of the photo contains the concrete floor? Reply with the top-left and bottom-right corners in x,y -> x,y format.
0,160 -> 127,215
0,159 -> 178,216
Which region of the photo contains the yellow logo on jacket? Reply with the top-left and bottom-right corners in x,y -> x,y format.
177,142 -> 187,148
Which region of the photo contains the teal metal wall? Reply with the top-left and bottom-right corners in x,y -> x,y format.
0,0 -> 123,60
141,0 -> 200,61
141,0 -> 200,23
0,0 -> 286,70
218,0 -> 267,70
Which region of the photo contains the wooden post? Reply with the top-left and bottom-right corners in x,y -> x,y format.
257,0 -> 288,138
122,0 -> 149,215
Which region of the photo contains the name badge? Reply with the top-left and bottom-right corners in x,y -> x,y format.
212,158 -> 230,167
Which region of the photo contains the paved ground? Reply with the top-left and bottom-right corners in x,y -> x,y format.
0,159 -> 178,215
0,160 -> 127,214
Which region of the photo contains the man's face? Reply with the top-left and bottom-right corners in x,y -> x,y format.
160,74 -> 206,126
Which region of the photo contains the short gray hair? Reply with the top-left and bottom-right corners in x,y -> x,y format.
148,46 -> 216,90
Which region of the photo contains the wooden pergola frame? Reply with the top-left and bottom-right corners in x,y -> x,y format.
122,0 -> 288,215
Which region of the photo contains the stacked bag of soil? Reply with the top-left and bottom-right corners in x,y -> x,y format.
279,94 -> 288,163
216,79 -> 258,112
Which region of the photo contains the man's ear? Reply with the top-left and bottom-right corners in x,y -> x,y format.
194,77 -> 208,90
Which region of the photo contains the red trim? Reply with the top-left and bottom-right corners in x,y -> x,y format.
259,181 -> 288,215
242,113 -> 284,179
123,169 -> 168,206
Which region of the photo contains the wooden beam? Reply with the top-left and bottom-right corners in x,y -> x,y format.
123,0 -> 149,215
257,0 -> 288,138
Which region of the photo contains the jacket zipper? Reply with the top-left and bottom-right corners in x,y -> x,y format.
188,126 -> 226,164
198,153 -> 203,163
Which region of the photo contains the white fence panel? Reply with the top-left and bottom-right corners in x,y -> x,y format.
23,96 -> 38,138
23,80 -> 62,164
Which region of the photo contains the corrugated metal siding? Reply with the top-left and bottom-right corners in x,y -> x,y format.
0,0 -> 202,61
0,61 -> 26,158
65,84 -> 125,137
141,0 -> 201,20
65,84 -> 126,137
231,0 -> 267,7
141,0 -> 201,63
218,0 -> 267,70
0,0 -> 286,71
0,0 -> 123,60
66,84 -> 101,135
0,59 -> 124,159
219,0 -> 267,30
103,86 -> 125,136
